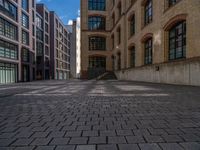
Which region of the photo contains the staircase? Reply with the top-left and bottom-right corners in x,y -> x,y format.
96,71 -> 117,80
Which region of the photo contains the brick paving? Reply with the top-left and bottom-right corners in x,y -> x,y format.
0,80 -> 200,150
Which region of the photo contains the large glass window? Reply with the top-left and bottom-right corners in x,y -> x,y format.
0,0 -> 17,21
88,16 -> 105,30
0,63 -> 17,84
89,56 -> 106,68
144,38 -> 153,65
35,15 -> 43,29
22,30 -> 29,45
36,28 -> 43,41
144,0 -> 152,25
88,0 -> 106,11
169,21 -> 186,60
0,17 -> 17,40
22,12 -> 29,29
89,36 -> 106,51
22,0 -> 28,11
22,48 -> 29,62
0,39 -> 18,60
36,41 -> 43,56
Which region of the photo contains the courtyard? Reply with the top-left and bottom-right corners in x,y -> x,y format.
0,80 -> 200,150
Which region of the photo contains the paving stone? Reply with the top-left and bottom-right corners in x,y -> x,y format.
30,138 -> 52,146
0,139 -> 15,146
181,134 -> 200,142
139,143 -> 162,150
162,135 -> 184,142
69,137 -> 88,144
48,131 -> 65,138
97,144 -> 118,150
108,136 -> 127,144
100,130 -> 116,136
144,135 -> 164,143
89,136 -> 107,144
55,145 -> 76,150
82,130 -> 98,137
180,142 -> 200,150
65,131 -> 82,137
12,138 -> 33,146
1,80 -> 200,149
159,143 -> 184,150
116,130 -> 133,136
76,145 -> 96,150
14,146 -> 35,150
126,136 -> 145,144
31,132 -> 50,138
118,144 -> 140,150
49,137 -> 70,145
35,146 -> 55,150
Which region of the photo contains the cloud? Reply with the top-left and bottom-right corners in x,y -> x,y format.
68,20 -> 73,25
59,15 -> 68,19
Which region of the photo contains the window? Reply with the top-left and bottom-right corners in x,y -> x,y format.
89,36 -> 106,51
45,34 -> 48,44
22,13 -> 29,29
45,11 -> 48,22
45,23 -> 48,33
117,27 -> 121,45
36,41 -> 43,56
88,0 -> 106,11
0,39 -> 18,60
144,0 -> 152,25
45,46 -> 49,56
22,48 -> 29,62
130,46 -> 135,67
22,30 -> 29,45
22,0 -> 28,11
118,2 -> 122,19
169,0 -> 178,7
0,63 -> 17,84
89,56 -> 106,68
130,14 -> 135,36
88,16 -> 105,30
32,0 -> 35,8
144,38 -> 153,65
112,13 -> 115,27
169,21 -> 186,60
35,15 -> 43,29
111,34 -> 114,49
117,52 -> 121,70
36,28 -> 43,41
0,17 -> 17,40
0,0 -> 17,21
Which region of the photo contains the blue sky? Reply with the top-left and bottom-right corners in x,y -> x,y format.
36,0 -> 80,25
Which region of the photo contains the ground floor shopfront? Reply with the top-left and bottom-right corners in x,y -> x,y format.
0,62 -> 36,84
0,62 -> 17,84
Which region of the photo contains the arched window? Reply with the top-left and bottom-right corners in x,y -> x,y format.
88,0 -> 106,11
144,0 -> 153,25
169,21 -> 186,60
89,36 -> 106,51
88,16 -> 106,30
144,38 -> 153,65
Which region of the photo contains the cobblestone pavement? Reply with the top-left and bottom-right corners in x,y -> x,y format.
0,80 -> 200,150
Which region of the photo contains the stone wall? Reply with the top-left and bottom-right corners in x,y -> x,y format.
115,58 -> 200,86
